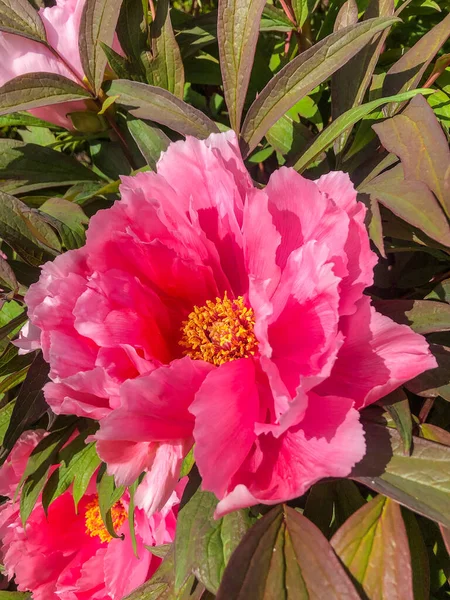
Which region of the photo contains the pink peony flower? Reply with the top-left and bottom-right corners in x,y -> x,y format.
20,131 -> 436,516
0,431 -> 182,600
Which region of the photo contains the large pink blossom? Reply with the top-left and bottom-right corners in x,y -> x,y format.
19,131 -> 436,517
0,0 -> 93,128
0,431 -> 182,600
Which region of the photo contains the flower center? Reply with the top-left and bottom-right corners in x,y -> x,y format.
180,293 -> 258,366
84,495 -> 127,544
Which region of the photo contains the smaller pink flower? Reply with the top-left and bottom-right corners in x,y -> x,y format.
0,432 -> 183,600
0,0 -> 89,128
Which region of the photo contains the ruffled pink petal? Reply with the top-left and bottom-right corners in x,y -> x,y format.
156,132 -> 251,294
104,530 -> 152,600
317,296 -> 437,409
216,394 -> 365,517
265,167 -> 348,272
191,359 -> 260,498
134,441 -> 189,516
96,440 -> 154,486
316,171 -> 377,315
243,188 -> 281,298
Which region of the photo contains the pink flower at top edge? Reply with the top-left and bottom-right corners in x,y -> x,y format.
0,0 -> 122,129
0,431 -> 184,600
19,131 -> 437,518
0,0 -> 88,128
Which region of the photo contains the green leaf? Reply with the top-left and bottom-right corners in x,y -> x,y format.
240,16 -> 399,155
292,88 -> 433,172
260,5 -> 292,31
426,280 -> 450,303
100,42 -> 133,79
20,420 -> 77,525
403,510 -> 431,600
304,480 -> 365,538
383,388 -> 413,454
0,111 -> 56,128
0,352 -> 49,463
39,198 -> 89,250
216,505 -> 360,599
179,447 -> 195,478
117,0 -> 149,69
128,479 -> 139,557
123,544 -> 197,599
292,0 -> 317,27
360,163 -> 450,248
0,73 -> 91,117
79,0 -> 125,94
420,424 -> 450,446
373,95 -> 450,218
0,400 -> 15,445
373,299 -> 450,334
217,0 -> 267,132
0,254 -> 18,294
0,0 -> 46,42
145,0 -> 185,98
331,496 -> 414,599
0,139 -> 99,195
175,488 -> 250,593
354,421 -> 450,528
0,593 -> 31,599
96,464 -> 126,540
333,0 -> 358,31
383,12 -> 450,115
108,79 -> 219,139
406,344 -> 450,403
331,0 -> 394,154
125,115 -> 170,170
0,191 -> 58,266
42,431 -> 100,511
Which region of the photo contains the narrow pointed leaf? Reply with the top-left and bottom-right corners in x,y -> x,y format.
373,95 -> 450,218
0,352 -> 49,463
146,0 -> 185,98
79,0 -> 125,94
174,488 -> 250,593
117,0 -> 148,67
331,0 -> 394,153
108,79 -> 219,138
216,505 -> 360,599
0,73 -> 91,117
293,88 -> 432,172
331,496 -> 414,600
240,16 -> 399,155
383,12 -> 450,115
0,0 -> 46,42
360,163 -> 450,247
383,388 -> 413,454
406,344 -> 450,403
353,422 -> 450,528
373,299 -> 450,334
125,116 -> 170,170
218,0 -> 267,132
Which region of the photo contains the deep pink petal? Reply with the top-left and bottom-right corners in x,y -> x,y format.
216,394 -> 365,516
191,359 -> 260,498
317,296 -> 438,409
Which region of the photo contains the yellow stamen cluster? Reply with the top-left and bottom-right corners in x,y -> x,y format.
180,293 -> 258,366
84,495 -> 127,544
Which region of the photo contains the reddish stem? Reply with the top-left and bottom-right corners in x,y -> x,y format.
419,398 -> 435,424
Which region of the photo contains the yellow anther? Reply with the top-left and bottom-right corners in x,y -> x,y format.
84,495 -> 127,544
180,293 -> 258,366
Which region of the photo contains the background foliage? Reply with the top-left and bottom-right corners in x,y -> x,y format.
0,0 -> 450,596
